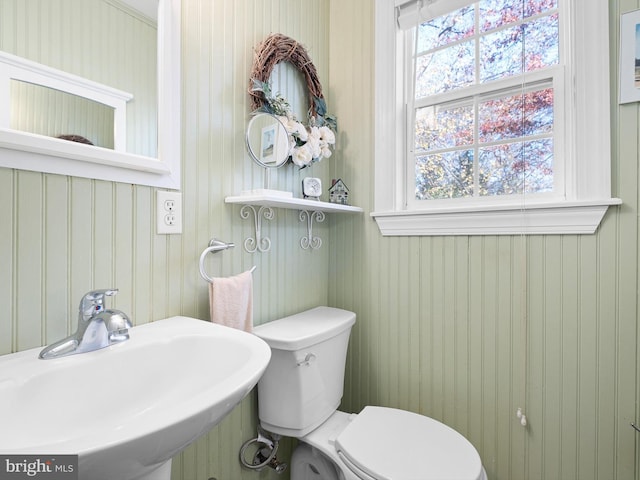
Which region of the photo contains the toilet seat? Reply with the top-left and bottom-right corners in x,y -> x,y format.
334,406 -> 484,480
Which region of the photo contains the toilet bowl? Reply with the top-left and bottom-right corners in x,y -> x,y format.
294,409 -> 488,480
253,307 -> 487,480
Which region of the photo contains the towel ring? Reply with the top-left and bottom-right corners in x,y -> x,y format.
199,239 -> 234,283
199,239 -> 256,283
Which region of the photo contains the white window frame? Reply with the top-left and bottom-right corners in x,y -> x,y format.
372,0 -> 620,236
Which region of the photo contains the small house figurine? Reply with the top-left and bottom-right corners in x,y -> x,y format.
328,178 -> 349,205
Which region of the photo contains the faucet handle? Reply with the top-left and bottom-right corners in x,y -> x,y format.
79,289 -> 118,318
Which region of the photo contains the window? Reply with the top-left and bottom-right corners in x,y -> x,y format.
409,1 -> 558,204
372,0 -> 620,236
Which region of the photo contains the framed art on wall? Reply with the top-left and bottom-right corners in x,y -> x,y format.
620,9 -> 640,103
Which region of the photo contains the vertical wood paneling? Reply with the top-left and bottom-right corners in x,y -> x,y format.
132,187 -> 153,325
544,237 -> 562,479
467,235 -> 485,460
526,235 -> 544,479
0,169 -> 14,355
93,181 -> 114,288
43,175 -> 69,343
15,171 -> 43,351
170,1 -> 332,478
615,38 -> 639,474
329,1 -> 640,480
481,236 -> 498,471
1,1 -> 331,478
597,215 -> 619,480
68,178 -> 93,314
408,236 -> 421,414
577,233 -> 599,480
2,1 -> 640,480
495,235 -> 515,479
559,235 -> 580,480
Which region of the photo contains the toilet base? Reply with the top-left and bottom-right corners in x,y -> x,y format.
290,411 -> 361,480
291,444 -> 341,480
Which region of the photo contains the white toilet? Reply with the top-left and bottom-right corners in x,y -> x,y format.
253,306 -> 488,480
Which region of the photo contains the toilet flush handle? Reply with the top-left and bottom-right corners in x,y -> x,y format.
297,353 -> 316,367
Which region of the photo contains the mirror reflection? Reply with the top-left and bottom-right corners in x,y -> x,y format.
246,113 -> 289,168
10,80 -> 115,149
0,0 -> 157,157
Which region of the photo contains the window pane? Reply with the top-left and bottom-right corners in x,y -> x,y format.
478,139 -> 553,196
524,0 -> 557,18
480,24 -> 524,82
415,104 -> 474,152
417,6 -> 475,52
416,41 -> 475,97
479,0 -> 525,32
479,87 -> 553,143
416,151 -> 475,199
480,0 -> 558,33
524,13 -> 559,70
480,11 -> 558,83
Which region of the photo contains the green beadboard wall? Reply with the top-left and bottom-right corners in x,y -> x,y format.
0,1 -> 331,479
2,0 -> 640,479
328,1 -> 640,480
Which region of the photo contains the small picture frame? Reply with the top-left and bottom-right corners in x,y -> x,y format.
260,124 -> 276,164
619,10 -> 640,104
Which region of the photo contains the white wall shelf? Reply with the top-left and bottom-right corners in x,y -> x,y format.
225,193 -> 363,213
225,193 -> 363,252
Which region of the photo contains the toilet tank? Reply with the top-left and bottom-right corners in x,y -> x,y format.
253,306 -> 356,438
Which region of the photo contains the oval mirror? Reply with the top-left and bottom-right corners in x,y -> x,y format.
246,113 -> 289,168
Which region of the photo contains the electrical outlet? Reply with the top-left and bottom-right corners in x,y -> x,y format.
157,191 -> 182,234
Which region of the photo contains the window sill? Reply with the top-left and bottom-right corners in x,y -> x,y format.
371,199 -> 622,236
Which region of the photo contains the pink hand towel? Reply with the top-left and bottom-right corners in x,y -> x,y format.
208,270 -> 253,332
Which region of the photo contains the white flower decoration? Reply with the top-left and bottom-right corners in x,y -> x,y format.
255,82 -> 336,169
292,144 -> 313,167
319,126 -> 336,145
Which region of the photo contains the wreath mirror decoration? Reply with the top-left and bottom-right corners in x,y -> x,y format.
248,33 -> 337,169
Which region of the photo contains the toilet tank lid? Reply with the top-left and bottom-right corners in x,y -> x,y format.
253,306 -> 355,351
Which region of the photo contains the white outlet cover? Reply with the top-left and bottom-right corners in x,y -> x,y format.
157,191 -> 182,234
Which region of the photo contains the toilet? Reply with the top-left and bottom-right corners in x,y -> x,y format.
253,306 -> 488,480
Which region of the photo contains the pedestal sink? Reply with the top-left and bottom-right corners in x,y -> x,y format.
0,317 -> 271,480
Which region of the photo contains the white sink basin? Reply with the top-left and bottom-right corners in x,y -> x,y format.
0,316 -> 271,480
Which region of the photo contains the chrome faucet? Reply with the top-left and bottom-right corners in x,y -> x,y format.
39,289 -> 132,360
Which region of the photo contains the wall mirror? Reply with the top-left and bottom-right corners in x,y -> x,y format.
244,112 -> 291,196
246,113 -> 289,169
0,0 -> 181,189
10,79 -> 119,150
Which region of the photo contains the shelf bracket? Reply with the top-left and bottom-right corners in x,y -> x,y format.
299,210 -> 325,250
240,205 -> 274,253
